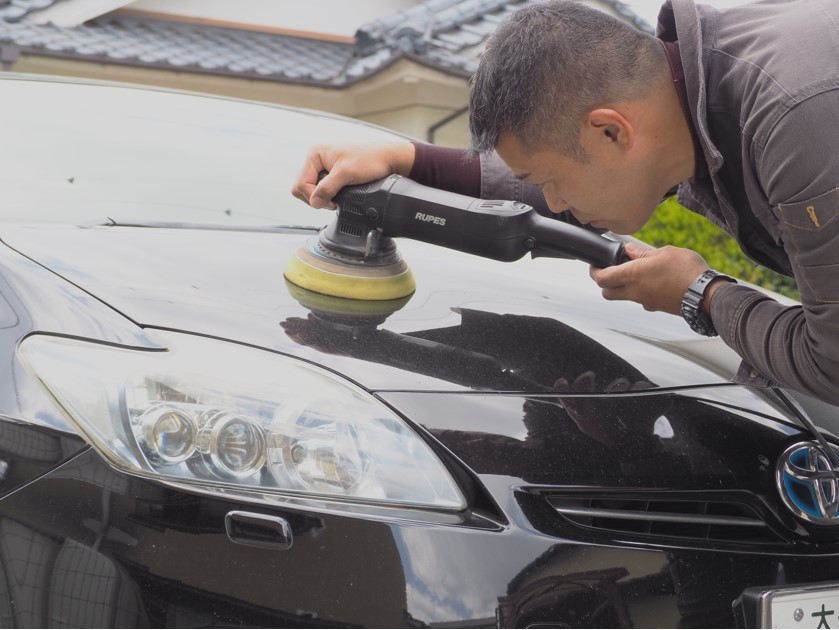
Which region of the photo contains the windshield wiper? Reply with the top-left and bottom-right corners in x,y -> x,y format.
92,218 -> 322,234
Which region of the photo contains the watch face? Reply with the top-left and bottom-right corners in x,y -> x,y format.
696,314 -> 717,336
681,291 -> 717,337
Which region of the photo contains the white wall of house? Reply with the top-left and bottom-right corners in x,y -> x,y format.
10,53 -> 471,147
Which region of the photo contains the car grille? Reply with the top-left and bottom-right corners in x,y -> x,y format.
544,495 -> 788,545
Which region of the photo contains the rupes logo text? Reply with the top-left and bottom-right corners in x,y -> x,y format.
415,212 -> 446,226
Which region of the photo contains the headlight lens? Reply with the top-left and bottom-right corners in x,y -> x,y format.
19,331 -> 465,510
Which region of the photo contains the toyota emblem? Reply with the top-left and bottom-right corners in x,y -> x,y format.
777,441 -> 839,525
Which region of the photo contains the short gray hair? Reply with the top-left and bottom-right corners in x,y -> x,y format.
469,0 -> 666,161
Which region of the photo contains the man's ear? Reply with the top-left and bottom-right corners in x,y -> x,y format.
583,108 -> 634,152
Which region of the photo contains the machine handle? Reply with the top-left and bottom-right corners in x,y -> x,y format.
528,217 -> 628,267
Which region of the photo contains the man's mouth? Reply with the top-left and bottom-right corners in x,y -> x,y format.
566,207 -> 588,221
570,209 -> 596,226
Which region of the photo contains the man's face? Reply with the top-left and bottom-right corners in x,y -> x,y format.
495,132 -> 658,235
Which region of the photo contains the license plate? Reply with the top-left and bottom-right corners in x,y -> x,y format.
756,584 -> 839,628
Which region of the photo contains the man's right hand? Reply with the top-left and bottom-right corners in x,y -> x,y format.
291,142 -> 416,209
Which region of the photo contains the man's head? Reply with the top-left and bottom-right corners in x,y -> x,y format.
468,1 -> 695,234
469,0 -> 665,161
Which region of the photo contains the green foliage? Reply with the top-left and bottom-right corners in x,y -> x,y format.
633,196 -> 800,300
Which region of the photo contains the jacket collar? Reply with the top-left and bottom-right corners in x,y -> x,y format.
656,0 -> 724,175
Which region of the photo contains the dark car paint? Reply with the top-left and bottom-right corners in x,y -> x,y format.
1,222 -> 751,393
0,221 -> 835,627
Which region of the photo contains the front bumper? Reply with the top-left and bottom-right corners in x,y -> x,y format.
1,429 -> 838,629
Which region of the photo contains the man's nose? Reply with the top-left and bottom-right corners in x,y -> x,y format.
542,188 -> 569,214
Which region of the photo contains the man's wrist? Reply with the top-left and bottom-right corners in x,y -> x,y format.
701,276 -> 733,314
396,142 -> 417,176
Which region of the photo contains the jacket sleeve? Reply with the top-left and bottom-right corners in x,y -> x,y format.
711,91 -> 839,405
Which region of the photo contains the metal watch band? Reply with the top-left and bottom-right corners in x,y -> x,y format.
680,269 -> 736,337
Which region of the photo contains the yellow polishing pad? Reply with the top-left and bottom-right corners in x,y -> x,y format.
285,280 -> 413,318
284,239 -> 416,301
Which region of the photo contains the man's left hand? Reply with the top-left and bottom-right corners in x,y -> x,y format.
590,242 -> 709,315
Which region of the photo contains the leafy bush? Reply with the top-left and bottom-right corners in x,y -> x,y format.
633,196 -> 799,300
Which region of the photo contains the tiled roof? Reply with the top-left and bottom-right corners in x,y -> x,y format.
356,0 -> 652,76
0,0 -> 62,23
0,0 -> 652,85
0,14 -> 359,83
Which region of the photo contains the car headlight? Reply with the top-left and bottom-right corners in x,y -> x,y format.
18,331 -> 465,510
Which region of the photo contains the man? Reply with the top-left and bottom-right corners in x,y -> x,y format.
292,0 -> 839,406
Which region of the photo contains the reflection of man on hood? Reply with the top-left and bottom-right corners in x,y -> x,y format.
282,306 -> 667,449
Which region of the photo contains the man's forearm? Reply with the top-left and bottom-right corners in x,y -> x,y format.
710,282 -> 839,405
408,142 -> 481,197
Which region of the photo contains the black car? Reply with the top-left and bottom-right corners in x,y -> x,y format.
0,73 -> 837,629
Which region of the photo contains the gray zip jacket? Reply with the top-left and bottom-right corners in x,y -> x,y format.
481,0 -> 839,405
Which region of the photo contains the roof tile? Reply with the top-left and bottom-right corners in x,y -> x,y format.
0,0 -> 62,22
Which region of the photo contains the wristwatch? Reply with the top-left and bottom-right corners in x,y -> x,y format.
680,270 -> 736,337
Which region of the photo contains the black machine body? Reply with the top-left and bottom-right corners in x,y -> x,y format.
320,174 -> 628,268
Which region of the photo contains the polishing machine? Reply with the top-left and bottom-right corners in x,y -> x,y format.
284,174 -> 628,301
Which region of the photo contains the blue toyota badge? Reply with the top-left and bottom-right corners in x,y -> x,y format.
777,441 -> 839,524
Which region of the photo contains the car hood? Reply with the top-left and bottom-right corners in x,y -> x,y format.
2,223 -> 744,395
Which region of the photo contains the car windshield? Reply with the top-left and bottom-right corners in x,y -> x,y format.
0,77 -> 402,227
